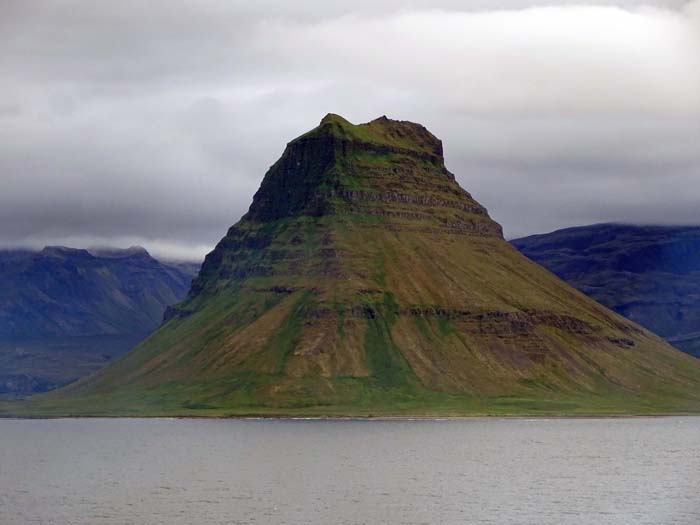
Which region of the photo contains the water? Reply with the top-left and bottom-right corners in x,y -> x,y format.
0,417 -> 698,524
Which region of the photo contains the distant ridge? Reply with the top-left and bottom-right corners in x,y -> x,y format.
0,246 -> 200,395
10,116 -> 700,417
513,223 -> 700,357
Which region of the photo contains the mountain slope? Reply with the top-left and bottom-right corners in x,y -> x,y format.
512,224 -> 700,357
0,247 -> 198,394
12,115 -> 700,416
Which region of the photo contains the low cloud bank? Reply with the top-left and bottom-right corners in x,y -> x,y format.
1,1 -> 698,258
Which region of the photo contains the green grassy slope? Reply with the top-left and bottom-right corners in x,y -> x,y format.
5,115 -> 700,417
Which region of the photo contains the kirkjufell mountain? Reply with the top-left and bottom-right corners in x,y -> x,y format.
11,115 -> 700,416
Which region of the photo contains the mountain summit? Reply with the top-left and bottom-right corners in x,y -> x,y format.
25,115 -> 700,416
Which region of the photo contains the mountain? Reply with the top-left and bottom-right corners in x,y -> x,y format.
0,246 -> 199,395
512,224 -> 700,358
10,114 -> 700,416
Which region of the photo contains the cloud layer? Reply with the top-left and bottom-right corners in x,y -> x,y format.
1,0 -> 699,258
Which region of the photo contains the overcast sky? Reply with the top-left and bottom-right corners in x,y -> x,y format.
1,0 -> 699,260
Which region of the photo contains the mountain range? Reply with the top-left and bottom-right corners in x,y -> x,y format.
0,246 -> 198,395
9,114 -> 699,417
512,224 -> 700,358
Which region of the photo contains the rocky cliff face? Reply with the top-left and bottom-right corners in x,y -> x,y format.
30,115 -> 700,416
190,114 -> 500,299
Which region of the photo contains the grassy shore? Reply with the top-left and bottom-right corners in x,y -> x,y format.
3,389 -> 699,418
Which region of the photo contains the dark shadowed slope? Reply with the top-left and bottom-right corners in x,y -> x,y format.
512,224 -> 700,357
0,247 -> 199,395
8,115 -> 700,417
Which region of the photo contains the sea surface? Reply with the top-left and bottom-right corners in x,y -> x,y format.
0,417 -> 698,524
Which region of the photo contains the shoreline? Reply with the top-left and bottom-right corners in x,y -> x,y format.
2,413 -> 699,421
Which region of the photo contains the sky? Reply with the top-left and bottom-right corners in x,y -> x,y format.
1,0 -> 699,260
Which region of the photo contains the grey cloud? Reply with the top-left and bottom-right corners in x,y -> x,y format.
0,0 -> 698,258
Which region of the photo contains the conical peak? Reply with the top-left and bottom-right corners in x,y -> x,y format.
44,125 -> 700,417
